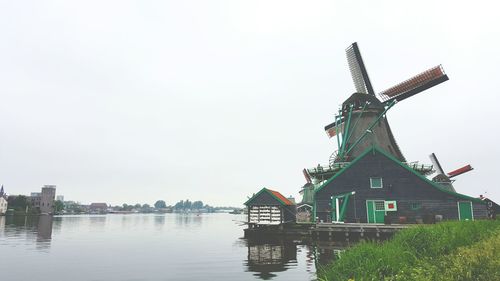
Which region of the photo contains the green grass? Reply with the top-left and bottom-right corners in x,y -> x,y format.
318,220 -> 500,281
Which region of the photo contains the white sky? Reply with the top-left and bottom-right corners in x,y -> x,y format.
1,1 -> 499,206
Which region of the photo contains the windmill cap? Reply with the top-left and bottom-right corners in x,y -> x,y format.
343,92 -> 384,110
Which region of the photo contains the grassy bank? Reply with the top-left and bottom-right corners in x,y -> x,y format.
318,220 -> 500,281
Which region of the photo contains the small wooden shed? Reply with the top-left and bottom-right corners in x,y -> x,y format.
244,188 -> 296,225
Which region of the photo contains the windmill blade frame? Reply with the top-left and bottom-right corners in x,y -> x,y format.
346,42 -> 375,96
429,153 -> 445,175
447,164 -> 474,178
379,65 -> 448,103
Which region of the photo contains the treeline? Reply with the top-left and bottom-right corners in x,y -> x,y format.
114,200 -> 208,211
115,199 -> 238,212
173,200 -> 205,210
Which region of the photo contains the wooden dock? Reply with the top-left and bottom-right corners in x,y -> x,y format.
312,223 -> 409,241
244,222 -> 410,241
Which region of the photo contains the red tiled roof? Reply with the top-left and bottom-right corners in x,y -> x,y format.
267,189 -> 294,205
90,203 -> 107,208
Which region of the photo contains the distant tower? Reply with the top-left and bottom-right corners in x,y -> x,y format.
40,185 -> 56,214
0,185 -> 7,214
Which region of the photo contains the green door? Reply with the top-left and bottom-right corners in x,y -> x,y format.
366,200 -> 385,223
331,200 -> 337,222
331,192 -> 354,222
458,201 -> 473,221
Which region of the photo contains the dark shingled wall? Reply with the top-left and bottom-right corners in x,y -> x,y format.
341,93 -> 405,162
315,150 -> 487,223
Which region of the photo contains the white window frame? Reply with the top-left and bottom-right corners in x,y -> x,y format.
370,177 -> 383,189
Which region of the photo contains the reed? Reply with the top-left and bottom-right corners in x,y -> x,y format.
318,220 -> 500,281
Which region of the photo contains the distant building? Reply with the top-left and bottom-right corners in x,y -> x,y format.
40,186 -> 56,214
30,185 -> 56,214
30,192 -> 42,209
56,195 -> 64,202
0,185 -> 8,215
89,203 -> 108,213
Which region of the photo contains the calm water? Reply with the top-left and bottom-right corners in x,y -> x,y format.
0,214 -> 341,281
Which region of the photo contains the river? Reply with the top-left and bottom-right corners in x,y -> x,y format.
0,214 -> 342,281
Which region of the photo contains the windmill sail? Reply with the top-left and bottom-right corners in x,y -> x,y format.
325,122 -> 345,138
346,43 -> 375,96
379,65 -> 448,103
447,164 -> 473,178
429,153 -> 445,175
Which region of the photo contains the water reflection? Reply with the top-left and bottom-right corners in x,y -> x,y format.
245,237 -> 297,280
154,214 -> 166,229
36,216 -> 53,246
0,215 -> 53,250
1,214 -> 354,280
242,237 -> 347,280
244,238 -> 298,280
89,215 -> 107,230
175,213 -> 203,227
311,241 -> 346,268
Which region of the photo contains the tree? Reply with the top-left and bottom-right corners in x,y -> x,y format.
174,200 -> 184,209
184,199 -> 192,209
142,204 -> 150,209
154,200 -> 167,209
122,203 -> 133,211
54,200 -> 65,212
192,201 -> 204,209
134,203 -> 141,209
7,195 -> 31,212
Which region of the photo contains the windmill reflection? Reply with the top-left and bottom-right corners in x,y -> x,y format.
312,240 -> 346,268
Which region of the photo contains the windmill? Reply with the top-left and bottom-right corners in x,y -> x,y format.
429,153 -> 474,192
325,42 -> 448,163
305,42 -> 447,183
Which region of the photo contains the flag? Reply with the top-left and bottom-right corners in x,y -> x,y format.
385,201 -> 397,211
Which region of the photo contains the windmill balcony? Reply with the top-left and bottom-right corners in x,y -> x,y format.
306,162 -> 350,182
306,161 -> 434,182
403,162 -> 435,176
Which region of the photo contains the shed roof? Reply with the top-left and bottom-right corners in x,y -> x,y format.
315,146 -> 484,203
244,188 -> 295,206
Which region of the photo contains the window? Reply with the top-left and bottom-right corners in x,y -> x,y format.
410,202 -> 421,210
375,201 -> 385,211
370,177 -> 383,188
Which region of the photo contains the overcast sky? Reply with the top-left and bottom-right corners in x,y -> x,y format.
1,1 -> 499,206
